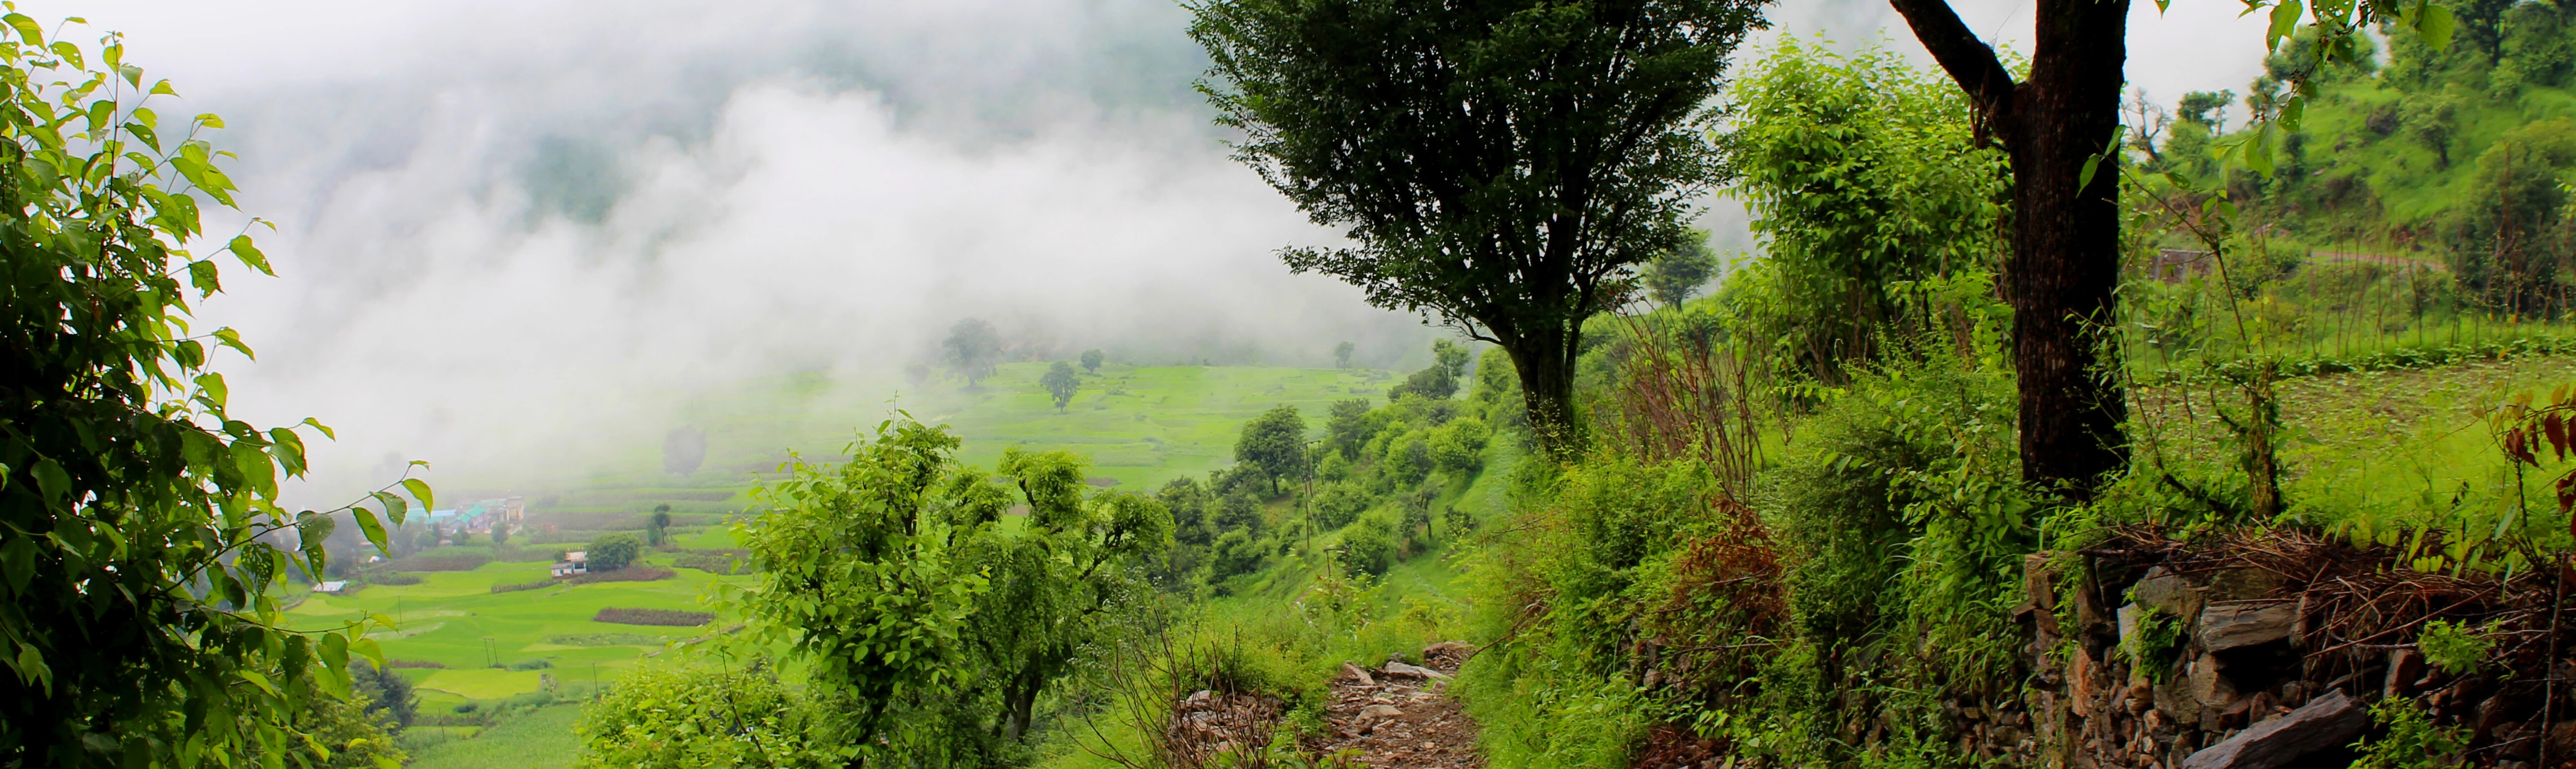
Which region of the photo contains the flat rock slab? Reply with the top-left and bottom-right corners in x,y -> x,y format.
1385,661 -> 1453,680
2200,602 -> 2297,652
2179,690 -> 2367,769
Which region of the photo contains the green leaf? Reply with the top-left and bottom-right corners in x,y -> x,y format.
2418,2 -> 2455,50
3,14 -> 43,46
236,669 -> 279,697
352,506 -> 390,552
194,372 -> 227,409
47,41 -> 78,69
371,491 -> 408,526
400,478 -> 434,513
195,112 -> 223,129
148,79 -> 176,97
228,234 -> 271,275
301,417 -> 336,440
350,637 -> 387,669
2267,0 -> 2304,51
214,328 -> 254,361
29,459 -> 66,503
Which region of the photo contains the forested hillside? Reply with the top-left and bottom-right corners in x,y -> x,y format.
12,2 -> 2576,769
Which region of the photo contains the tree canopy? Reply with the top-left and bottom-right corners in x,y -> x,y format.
1040,361 -> 1082,412
1387,339 -> 1474,401
1189,0 -> 1768,456
1641,230 -> 1719,308
942,318 -> 1003,389
589,532 -> 642,571
1234,404 -> 1309,494
1078,348 -> 1104,373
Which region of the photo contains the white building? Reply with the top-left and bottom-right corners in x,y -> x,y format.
552,551 -> 589,578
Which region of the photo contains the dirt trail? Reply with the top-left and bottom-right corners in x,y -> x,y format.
1305,642 -> 1484,768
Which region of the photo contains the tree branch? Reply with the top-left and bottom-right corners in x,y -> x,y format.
1885,0 -> 2017,130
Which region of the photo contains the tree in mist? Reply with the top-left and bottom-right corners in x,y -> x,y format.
1234,405 -> 1309,495
1040,361 -> 1083,412
649,504 -> 673,546
1190,0 -> 1765,457
1334,341 -> 1355,368
1642,231 -> 1719,308
1079,348 -> 1105,374
663,427 -> 706,475
1387,339 -> 1472,401
943,318 -> 1004,389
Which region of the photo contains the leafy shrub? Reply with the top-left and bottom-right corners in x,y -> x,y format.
386,660 -> 448,669
1340,511 -> 1400,577
2418,619 -> 2492,675
587,531 -> 643,571
506,659 -> 553,671
1429,417 -> 1490,473
592,608 -> 715,627
1311,482 -> 1372,530
365,572 -> 425,586
574,661 -> 835,769
2352,696 -> 2470,769
1211,530 -> 1268,581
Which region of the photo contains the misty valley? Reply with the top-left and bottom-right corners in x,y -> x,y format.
11,1 -> 2576,769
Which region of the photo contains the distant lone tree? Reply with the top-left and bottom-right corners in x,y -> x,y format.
1387,339 -> 1472,401
492,526 -> 510,545
1080,348 -> 1105,374
648,504 -> 673,546
1190,0 -> 1766,456
1642,231 -> 1718,308
588,532 -> 642,571
1041,361 -> 1083,413
663,427 -> 706,475
1234,405 -> 1309,495
943,318 -> 1003,389
1334,341 -> 1355,368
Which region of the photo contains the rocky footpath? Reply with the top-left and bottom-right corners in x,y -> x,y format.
1306,642 -> 1484,768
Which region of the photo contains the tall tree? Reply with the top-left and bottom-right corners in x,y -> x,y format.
1190,0 -> 1767,457
1040,361 -> 1082,413
1885,0 -> 2453,493
942,318 -> 1003,389
1882,0 -> 2132,492
1334,341 -> 1356,369
1234,405 -> 1310,494
1078,348 -> 1105,374
1642,230 -> 1719,308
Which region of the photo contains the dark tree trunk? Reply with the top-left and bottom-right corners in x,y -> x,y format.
1499,323 -> 1582,460
1890,0 -> 2132,494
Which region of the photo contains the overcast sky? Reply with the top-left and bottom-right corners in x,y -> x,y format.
19,0 -> 2279,502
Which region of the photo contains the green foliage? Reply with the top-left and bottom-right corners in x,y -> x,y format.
1721,40 -> 2007,384
575,661 -> 833,769
1642,231 -> 1719,308
2352,696 -> 2471,769
1389,339 -> 1474,401
1233,403 -> 1308,493
1188,0 -> 1766,454
721,420 -> 1173,763
0,20 -> 432,767
1079,348 -> 1104,374
1041,361 -> 1083,413
586,532 -> 640,572
2417,618 -> 2493,675
1339,510 -> 1400,577
1334,340 -> 1355,368
2122,607 -> 2187,681
943,318 -> 1003,388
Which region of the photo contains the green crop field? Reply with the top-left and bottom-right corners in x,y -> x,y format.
339,363 -> 1397,765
